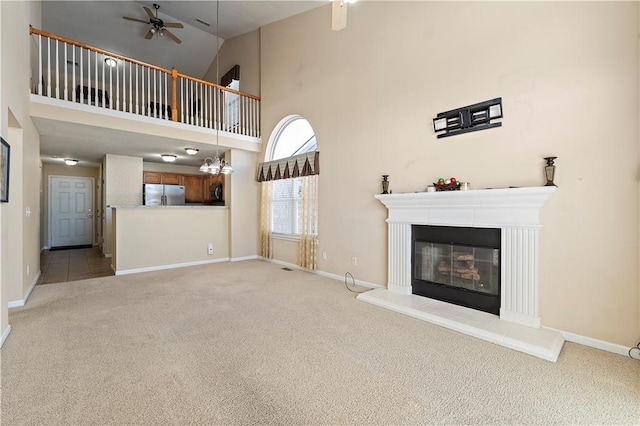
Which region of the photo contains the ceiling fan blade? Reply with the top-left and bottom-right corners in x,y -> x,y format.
123,16 -> 149,24
163,29 -> 182,44
144,29 -> 154,40
163,22 -> 184,29
143,6 -> 155,20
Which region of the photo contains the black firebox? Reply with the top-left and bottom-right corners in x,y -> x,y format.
412,225 -> 501,315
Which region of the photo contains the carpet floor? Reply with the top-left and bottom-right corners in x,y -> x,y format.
1,260 -> 638,425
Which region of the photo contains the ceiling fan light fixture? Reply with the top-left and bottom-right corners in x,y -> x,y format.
161,154 -> 177,162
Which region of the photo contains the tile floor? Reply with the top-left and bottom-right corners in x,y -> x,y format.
38,247 -> 114,285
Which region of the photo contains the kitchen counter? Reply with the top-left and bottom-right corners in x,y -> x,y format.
110,205 -> 229,275
109,205 -> 228,209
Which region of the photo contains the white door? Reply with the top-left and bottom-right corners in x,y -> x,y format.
50,176 -> 94,248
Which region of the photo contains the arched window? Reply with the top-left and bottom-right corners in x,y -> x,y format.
258,115 -> 319,269
266,116 -> 317,235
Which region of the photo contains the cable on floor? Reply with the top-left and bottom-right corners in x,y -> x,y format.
629,342 -> 640,360
344,272 -> 367,294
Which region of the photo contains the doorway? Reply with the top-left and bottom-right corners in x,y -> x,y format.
49,176 -> 94,249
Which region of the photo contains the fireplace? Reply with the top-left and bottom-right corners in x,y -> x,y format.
358,186 -> 565,361
412,225 -> 500,315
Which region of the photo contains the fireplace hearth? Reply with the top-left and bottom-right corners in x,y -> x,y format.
358,186 -> 565,361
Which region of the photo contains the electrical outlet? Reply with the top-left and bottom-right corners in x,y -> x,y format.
207,243 -> 214,255
322,252 -> 327,260
351,257 -> 357,266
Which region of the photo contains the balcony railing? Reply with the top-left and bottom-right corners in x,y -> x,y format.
30,26 -> 260,138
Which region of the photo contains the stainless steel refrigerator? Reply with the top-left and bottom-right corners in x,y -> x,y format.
143,184 -> 186,206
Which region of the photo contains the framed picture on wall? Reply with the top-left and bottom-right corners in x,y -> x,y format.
1,137 -> 10,203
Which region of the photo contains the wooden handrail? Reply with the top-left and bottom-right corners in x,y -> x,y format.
30,25 -> 171,74
176,72 -> 261,101
30,24 -> 260,130
29,25 -> 261,101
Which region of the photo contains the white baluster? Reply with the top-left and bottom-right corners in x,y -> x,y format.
47,37 -> 51,97
79,47 -> 83,103
135,64 -> 139,114
38,35 -> 43,95
101,53 -> 105,108
71,45 -> 76,102
153,69 -> 157,117
87,49 -> 91,105
55,40 -> 59,99
63,42 -> 68,101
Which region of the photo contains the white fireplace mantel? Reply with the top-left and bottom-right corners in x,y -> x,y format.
358,186 -> 565,361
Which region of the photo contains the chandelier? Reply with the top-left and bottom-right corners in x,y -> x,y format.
199,155 -> 233,175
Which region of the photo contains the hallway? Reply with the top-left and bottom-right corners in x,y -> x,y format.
37,247 -> 114,285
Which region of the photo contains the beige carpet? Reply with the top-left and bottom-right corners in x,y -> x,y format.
1,260 -> 638,425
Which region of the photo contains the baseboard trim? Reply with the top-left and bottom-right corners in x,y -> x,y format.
553,329 -> 633,358
313,269 -> 382,289
8,271 -> 40,308
261,258 -> 382,289
115,258 -> 230,276
1,325 -> 11,348
230,255 -> 260,262
104,253 -> 112,258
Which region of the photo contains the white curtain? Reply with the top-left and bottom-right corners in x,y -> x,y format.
299,175 -> 318,270
260,181 -> 273,258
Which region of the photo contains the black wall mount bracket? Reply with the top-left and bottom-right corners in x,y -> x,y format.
433,97 -> 503,139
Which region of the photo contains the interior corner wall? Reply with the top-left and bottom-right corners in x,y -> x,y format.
203,29 -> 261,97
260,2 -> 640,347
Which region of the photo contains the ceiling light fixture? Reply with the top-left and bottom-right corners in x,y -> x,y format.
161,154 -> 177,162
104,57 -> 118,68
64,158 -> 78,166
185,148 -> 199,155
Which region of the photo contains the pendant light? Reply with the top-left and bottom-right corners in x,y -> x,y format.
200,0 -> 233,176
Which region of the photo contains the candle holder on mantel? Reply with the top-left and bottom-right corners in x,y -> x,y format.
381,175 -> 390,194
544,156 -> 557,187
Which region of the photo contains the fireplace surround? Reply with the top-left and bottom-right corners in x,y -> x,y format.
358,186 -> 565,361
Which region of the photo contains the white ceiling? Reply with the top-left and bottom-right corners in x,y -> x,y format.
37,0 -> 326,167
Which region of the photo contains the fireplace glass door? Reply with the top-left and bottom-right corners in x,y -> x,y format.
414,243 -> 499,295
412,225 -> 501,315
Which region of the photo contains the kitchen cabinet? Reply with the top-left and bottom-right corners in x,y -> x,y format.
143,172 -> 184,185
183,175 -> 205,203
142,171 -> 224,204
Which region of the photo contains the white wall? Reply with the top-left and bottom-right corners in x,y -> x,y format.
260,2 -> 639,347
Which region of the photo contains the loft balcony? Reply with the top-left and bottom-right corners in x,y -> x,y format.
29,26 -> 261,164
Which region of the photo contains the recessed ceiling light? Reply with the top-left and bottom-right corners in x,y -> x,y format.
104,57 -> 118,68
184,148 -> 199,155
161,154 -> 177,162
64,159 -> 78,166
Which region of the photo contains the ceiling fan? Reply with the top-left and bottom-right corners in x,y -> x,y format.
123,3 -> 184,44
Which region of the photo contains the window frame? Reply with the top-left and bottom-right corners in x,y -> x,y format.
265,115 -> 316,239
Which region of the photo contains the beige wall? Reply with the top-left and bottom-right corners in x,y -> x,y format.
203,29 -> 260,97
227,149 -> 259,259
103,154 -> 142,255
112,207 -> 229,272
261,2 -> 640,346
41,163 -> 100,249
1,1 -> 41,329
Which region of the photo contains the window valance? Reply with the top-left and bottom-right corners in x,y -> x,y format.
257,151 -> 319,182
